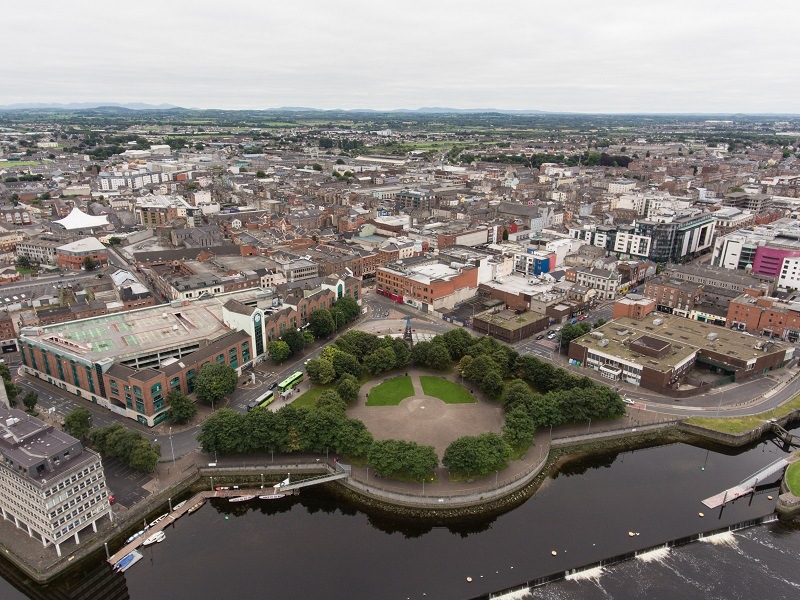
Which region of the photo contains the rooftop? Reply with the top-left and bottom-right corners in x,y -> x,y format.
574,314 -> 790,373
57,237 -> 106,254
19,288 -> 270,365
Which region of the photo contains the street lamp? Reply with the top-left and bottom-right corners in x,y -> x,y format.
169,427 -> 176,464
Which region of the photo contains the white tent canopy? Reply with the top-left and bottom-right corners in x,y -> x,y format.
54,207 -> 110,230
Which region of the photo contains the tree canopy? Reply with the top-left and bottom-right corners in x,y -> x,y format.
443,433 -> 512,478
166,390 -> 197,425
194,362 -> 237,405
64,407 -> 93,441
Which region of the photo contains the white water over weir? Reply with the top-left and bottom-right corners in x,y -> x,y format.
699,531 -> 739,547
565,566 -> 604,581
636,546 -> 670,563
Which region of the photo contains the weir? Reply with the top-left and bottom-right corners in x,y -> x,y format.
475,514 -> 777,600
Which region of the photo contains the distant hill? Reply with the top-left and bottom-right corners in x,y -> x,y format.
0,102 -> 182,110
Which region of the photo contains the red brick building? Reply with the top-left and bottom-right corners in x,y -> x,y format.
56,238 -> 109,271
727,294 -> 800,342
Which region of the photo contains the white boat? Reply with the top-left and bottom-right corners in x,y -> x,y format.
114,550 -> 143,573
142,531 -> 166,546
124,529 -> 146,544
229,495 -> 256,503
186,500 -> 205,514
148,513 -> 169,528
259,494 -> 286,500
172,501 -> 187,512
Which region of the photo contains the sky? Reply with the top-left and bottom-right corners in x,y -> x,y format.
2,0 -> 797,113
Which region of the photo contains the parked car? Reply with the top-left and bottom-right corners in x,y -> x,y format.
268,382 -> 278,390
535,334 -> 545,340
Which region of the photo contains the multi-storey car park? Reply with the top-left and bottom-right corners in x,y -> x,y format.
18,276 -> 359,426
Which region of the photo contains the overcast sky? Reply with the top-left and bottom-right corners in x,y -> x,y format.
2,1 -> 797,113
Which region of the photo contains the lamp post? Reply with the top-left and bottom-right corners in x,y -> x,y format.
169,427 -> 176,464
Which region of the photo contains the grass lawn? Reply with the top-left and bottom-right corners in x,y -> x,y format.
292,385 -> 325,408
419,376 -> 475,404
1,160 -> 39,167
685,394 -> 800,435
366,376 -> 415,406
786,461 -> 800,496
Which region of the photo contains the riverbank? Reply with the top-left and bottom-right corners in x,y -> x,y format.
1,409 -> 795,585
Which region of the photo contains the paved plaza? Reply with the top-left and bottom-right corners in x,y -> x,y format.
348,370 -> 504,456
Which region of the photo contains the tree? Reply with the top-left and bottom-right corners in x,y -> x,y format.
268,341 -> 292,364
309,308 -> 335,339
15,256 -> 32,269
198,409 -> 246,454
336,374 -> 360,403
442,433 -> 511,478
331,350 -> 362,379
194,362 -> 237,406
333,296 -> 360,322
306,357 -> 336,384
557,322 -> 593,349
503,405 -> 535,450
108,237 -> 122,246
367,440 -> 438,481
303,330 -> 315,345
83,256 -> 97,271
438,329 -> 474,361
128,440 -> 159,472
166,389 -> 197,425
502,228 -> 509,241
384,336 -> 411,368
282,328 -> 305,355
256,169 -> 266,178
479,370 -> 504,398
363,346 -> 396,375
22,391 -> 38,412
500,379 -> 536,410
336,419 -> 373,458
410,341 -> 432,367
64,407 -> 92,441
315,389 -> 347,414
312,163 -> 323,171
426,343 -> 453,371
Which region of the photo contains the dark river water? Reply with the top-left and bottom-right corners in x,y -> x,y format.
1,434 -> 798,600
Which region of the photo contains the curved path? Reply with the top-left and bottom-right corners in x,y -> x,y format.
349,371 -> 504,457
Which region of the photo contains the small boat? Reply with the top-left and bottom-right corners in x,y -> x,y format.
142,531 -> 166,546
172,500 -> 187,512
259,494 -> 286,500
229,495 -> 256,503
148,513 -> 169,528
186,500 -> 205,515
124,529 -> 146,544
114,550 -> 143,573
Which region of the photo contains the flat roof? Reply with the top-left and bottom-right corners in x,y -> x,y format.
475,309 -> 545,331
20,288 -> 269,364
574,314 -> 790,373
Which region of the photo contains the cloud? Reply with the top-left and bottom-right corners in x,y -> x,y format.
1,0 -> 797,112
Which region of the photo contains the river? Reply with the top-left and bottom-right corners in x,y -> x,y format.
0,433 -> 798,599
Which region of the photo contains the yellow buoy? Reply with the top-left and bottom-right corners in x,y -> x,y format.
551,550 -> 557,556
466,577 -> 472,583
768,495 -> 773,500
698,512 -> 704,517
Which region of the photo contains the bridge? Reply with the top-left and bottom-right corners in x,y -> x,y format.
274,463 -> 350,492
702,454 -> 798,509
769,420 -> 800,448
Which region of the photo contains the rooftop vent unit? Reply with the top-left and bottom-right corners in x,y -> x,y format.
706,333 -> 719,341
652,318 -> 664,326
591,331 -> 605,339
598,339 -> 610,347
5,418 -> 20,427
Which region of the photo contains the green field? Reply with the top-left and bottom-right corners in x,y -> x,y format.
419,376 -> 475,404
685,394 -> 800,435
786,461 -> 800,496
366,376 -> 415,406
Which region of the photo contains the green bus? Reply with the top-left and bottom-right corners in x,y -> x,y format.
247,391 -> 275,411
277,371 -> 304,393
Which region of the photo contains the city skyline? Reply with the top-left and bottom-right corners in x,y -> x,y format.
2,0 -> 797,114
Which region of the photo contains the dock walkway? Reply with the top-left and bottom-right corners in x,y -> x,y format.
107,488 -> 262,566
702,454 -> 798,509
